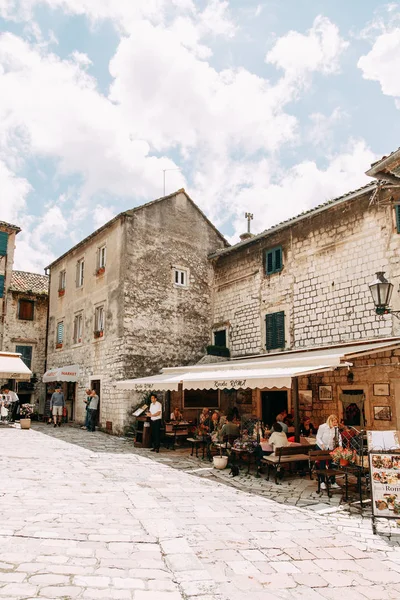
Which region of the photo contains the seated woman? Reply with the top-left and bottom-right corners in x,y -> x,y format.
268,422 -> 289,451
300,416 -> 316,436
170,407 -> 183,422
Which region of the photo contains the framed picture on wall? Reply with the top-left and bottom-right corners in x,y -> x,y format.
319,385 -> 332,401
373,383 -> 390,396
373,406 -> 392,421
299,390 -> 312,409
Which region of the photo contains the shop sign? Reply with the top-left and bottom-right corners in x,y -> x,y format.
370,451 -> 400,518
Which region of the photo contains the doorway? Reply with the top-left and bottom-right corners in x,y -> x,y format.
261,390 -> 288,427
91,380 -> 101,426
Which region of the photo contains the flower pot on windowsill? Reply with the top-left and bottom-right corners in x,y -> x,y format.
55,343 -> 63,349
20,418 -> 31,430
96,267 -> 105,276
58,289 -> 65,297
94,330 -> 104,339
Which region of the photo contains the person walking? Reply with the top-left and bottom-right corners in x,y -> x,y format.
81,389 -> 92,430
147,394 -> 162,452
50,386 -> 65,427
87,389 -> 99,432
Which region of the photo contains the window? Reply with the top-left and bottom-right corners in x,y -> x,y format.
265,246 -> 283,275
0,231 -> 8,256
0,274 -> 4,298
16,345 -> 32,370
214,329 -> 227,347
56,321 -> 64,347
395,205 -> 400,233
94,305 -> 104,337
266,311 -> 285,350
59,270 -> 66,291
18,299 -> 34,321
73,313 -> 83,344
76,259 -> 84,287
98,245 -> 106,269
174,268 -> 187,287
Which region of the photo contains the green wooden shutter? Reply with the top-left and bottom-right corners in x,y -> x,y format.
16,345 -> 32,370
396,205 -> 400,233
266,246 -> 282,275
57,322 -> 64,344
266,311 -> 285,350
0,275 -> 4,298
0,232 -> 8,256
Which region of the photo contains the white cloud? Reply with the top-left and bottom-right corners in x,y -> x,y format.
307,107 -> 347,148
92,204 -> 117,230
358,28 -> 400,108
0,160 -> 31,222
266,15 -> 349,82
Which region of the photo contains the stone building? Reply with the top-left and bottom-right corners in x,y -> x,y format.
122,167 -> 400,434
2,271 -> 49,408
44,190 -> 228,433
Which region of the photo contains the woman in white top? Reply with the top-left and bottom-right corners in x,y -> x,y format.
316,414 -> 342,490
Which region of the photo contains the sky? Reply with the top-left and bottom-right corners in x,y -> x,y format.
0,0 -> 400,273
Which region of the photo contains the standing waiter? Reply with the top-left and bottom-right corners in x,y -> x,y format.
147,394 -> 162,453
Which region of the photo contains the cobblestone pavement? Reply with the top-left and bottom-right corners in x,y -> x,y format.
2,426 -> 400,599
31,424 -> 361,514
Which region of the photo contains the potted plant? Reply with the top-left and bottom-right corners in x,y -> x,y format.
58,288 -> 65,297
55,342 -> 63,349
330,447 -> 356,466
96,267 -> 105,276
20,404 -> 34,429
212,431 -> 231,469
94,330 -> 104,338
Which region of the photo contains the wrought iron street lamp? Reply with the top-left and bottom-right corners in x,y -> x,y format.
369,271 -> 400,317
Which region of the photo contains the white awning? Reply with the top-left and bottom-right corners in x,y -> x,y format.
0,352 -> 32,381
43,365 -> 80,383
116,373 -> 183,392
115,338 -> 400,392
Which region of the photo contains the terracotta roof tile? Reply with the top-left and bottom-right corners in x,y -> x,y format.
10,271 -> 49,295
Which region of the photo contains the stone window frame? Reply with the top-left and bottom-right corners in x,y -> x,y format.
172,265 -> 189,288
73,312 -> 83,345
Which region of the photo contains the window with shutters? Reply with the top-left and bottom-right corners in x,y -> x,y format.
56,321 -> 64,348
16,345 -> 32,370
265,311 -> 285,350
265,246 -> 283,275
76,258 -> 84,287
0,274 -> 4,298
94,305 -> 105,338
73,313 -> 83,344
18,299 -> 34,321
395,205 -> 400,233
0,231 -> 8,256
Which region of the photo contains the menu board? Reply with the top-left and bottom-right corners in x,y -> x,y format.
370,452 -> 400,519
367,430 -> 400,451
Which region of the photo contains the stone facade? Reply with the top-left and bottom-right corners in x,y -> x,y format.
2,271 -> 49,409
46,190 -> 227,433
210,184 -> 400,430
211,185 -> 400,355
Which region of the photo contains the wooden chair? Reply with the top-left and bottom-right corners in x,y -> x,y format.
262,445 -> 312,484
309,450 -> 342,497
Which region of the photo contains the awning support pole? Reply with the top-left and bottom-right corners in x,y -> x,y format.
292,376 -> 300,442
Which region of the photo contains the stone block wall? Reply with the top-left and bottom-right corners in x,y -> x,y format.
213,190 -> 400,357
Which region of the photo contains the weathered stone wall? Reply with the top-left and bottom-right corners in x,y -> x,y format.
213,190 -> 400,356
47,217 -> 126,431
122,192 -> 227,379
2,291 -> 48,407
47,192 -> 227,433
